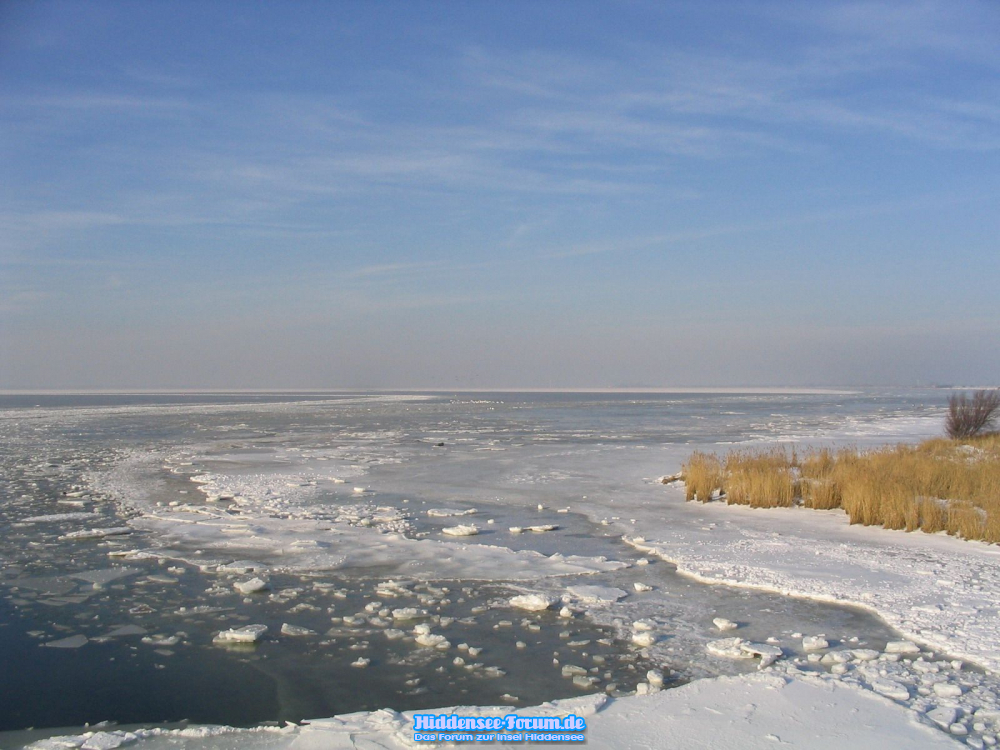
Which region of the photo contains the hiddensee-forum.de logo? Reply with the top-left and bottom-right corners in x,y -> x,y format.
411,713 -> 587,743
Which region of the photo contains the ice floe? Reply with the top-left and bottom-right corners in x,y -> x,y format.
441,524 -> 479,536
509,594 -> 557,611
212,624 -> 268,644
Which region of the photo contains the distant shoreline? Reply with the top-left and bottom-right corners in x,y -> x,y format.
0,386 -> 861,396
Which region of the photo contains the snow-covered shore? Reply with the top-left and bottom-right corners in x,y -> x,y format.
625,487 -> 1000,673
12,677 -> 960,749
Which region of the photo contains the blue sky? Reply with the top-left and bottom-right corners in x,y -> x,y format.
2,0 -> 998,389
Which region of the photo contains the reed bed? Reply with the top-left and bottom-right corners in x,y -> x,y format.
678,434 -> 1000,543
683,451 -> 724,502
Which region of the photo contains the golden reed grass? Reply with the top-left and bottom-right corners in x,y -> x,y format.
679,434 -> 1000,543
683,451 -> 724,502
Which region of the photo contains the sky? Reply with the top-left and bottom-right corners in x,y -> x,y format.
1,0 -> 999,390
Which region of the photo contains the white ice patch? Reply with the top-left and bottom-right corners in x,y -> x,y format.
280,623 -> 316,637
233,577 -> 269,594
509,594 -> 557,611
567,585 -> 628,603
885,640 -> 921,654
427,508 -> 477,517
22,512 -> 99,523
706,638 -> 782,668
213,624 -> 268,644
509,524 -> 558,534
441,524 -> 479,537
59,527 -> 132,541
43,634 -> 89,649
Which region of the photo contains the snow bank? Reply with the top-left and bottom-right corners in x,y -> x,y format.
626,488 -> 1000,673
13,674 -> 958,750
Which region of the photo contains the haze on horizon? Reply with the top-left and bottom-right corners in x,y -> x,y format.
1,1 -> 998,391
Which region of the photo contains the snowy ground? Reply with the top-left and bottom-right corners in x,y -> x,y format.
7,677 -> 961,750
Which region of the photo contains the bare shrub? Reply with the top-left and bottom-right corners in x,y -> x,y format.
946,390 -> 1000,439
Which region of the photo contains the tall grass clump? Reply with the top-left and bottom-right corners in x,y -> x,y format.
724,449 -> 796,508
682,452 -> 724,502
800,448 -> 841,509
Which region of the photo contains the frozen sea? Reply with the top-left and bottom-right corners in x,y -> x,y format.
0,389 -> 950,733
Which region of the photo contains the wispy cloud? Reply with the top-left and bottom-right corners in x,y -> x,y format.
0,210 -> 129,231
9,93 -> 194,112
343,261 -> 446,280
0,289 -> 51,314
540,191 -> 993,260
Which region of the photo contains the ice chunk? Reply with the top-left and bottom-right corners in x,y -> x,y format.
706,637 -> 751,659
739,642 -> 782,668
633,582 -> 653,592
146,574 -> 178,584
142,635 -> 180,647
392,607 -> 428,621
9,576 -> 77,595
567,585 -> 627,603
871,679 -> 910,701
441,525 -> 479,536
802,636 -> 829,651
281,623 -> 316,637
81,730 -> 137,749
59,527 -> 132,541
820,651 -> 851,664
351,657 -> 370,668
852,649 -> 880,662
72,568 -> 140,586
510,524 -> 558,534
933,682 -> 963,698
105,625 -> 148,637
217,560 -> 269,574
885,640 -> 920,654
213,624 -> 268,643
509,594 -> 557,611
427,508 -> 477,517
43,634 -> 89,649
414,633 -> 451,649
22,512 -> 98,523
713,618 -> 738,631
234,577 -> 269,594
927,706 -> 959,728
647,668 -> 665,688
631,632 -> 657,648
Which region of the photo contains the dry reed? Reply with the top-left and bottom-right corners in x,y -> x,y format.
677,434 -> 1000,543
